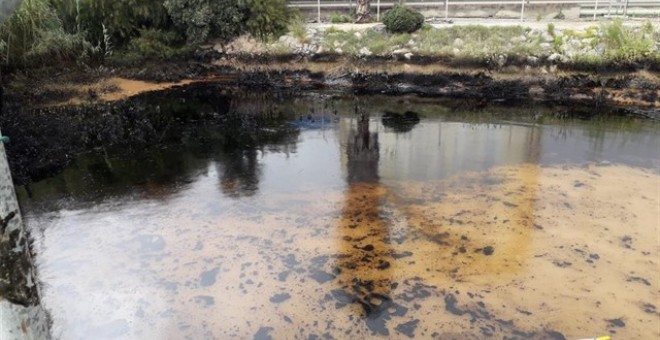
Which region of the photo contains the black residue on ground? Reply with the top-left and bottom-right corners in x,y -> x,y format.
626,275 -> 651,286
253,326 -> 274,340
443,292 -> 566,339
503,201 -> 518,208
309,270 -> 336,284
200,267 -> 220,287
269,293 -> 291,303
331,289 -> 357,305
395,319 -> 420,338
621,235 -> 633,249
606,317 -> 626,328
310,255 -> 329,267
391,251 -> 413,259
277,271 -> 290,282
193,295 -> 215,307
552,260 -> 572,268
642,303 -> 657,315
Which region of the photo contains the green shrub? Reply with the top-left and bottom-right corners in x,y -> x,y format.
330,14 -> 350,24
79,23 -> 113,66
601,19 -> 654,62
0,0 -> 81,66
48,0 -> 169,46
288,17 -> 308,43
126,29 -> 183,59
242,0 -> 293,42
25,29 -> 86,64
382,5 -> 424,34
547,23 -> 555,36
164,0 -> 245,43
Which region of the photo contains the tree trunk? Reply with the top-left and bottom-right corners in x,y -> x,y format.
355,0 -> 371,23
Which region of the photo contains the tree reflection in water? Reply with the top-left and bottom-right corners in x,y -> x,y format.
335,108 -> 403,335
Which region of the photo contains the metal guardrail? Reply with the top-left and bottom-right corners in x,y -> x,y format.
289,0 -> 660,22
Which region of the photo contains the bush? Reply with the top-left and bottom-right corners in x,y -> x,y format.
382,5 -> 424,34
288,17 -> 308,43
164,0 -> 245,43
126,29 -> 184,59
330,14 -> 350,24
242,0 -> 293,42
0,0 -> 81,66
601,19 -> 655,62
48,0 -> 170,46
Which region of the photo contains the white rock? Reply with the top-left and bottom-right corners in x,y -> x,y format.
392,48 -> 411,55
371,24 -> 386,33
359,47 -> 372,56
541,32 -> 553,42
333,40 -> 341,48
539,42 -> 552,50
452,48 -> 460,54
495,54 -> 506,67
453,38 -> 464,47
548,53 -> 561,62
354,32 -> 362,40
404,52 -> 413,60
334,48 -> 343,54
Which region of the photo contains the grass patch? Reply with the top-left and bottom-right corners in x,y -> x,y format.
288,17 -> 309,44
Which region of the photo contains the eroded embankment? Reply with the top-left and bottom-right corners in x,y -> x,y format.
3,55 -> 660,111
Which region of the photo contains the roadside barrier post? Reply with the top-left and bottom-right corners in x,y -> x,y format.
445,0 -> 449,20
520,0 -> 526,21
377,0 -> 381,21
594,0 -> 599,20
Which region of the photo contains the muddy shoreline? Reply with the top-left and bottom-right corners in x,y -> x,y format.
2,51 -> 659,107
1,57 -> 658,186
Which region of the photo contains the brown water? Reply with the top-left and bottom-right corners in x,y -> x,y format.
17,92 -> 660,339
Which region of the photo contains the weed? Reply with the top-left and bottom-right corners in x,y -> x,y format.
330,14 -> 351,24
288,17 -> 309,44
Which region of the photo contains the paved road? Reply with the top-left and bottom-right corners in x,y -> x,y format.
312,17 -> 660,31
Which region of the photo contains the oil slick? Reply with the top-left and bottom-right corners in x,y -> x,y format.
15,95 -> 659,339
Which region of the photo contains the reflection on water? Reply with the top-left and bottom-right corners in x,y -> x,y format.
16,90 -> 660,339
